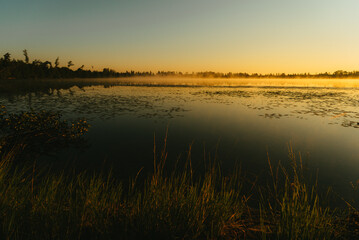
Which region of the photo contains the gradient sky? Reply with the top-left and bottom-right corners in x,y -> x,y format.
1,0 -> 359,73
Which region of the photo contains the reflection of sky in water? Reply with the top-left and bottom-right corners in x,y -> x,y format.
1,83 -> 359,199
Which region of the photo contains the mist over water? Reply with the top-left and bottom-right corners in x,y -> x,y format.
112,77 -> 359,88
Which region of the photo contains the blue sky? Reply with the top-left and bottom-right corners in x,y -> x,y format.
1,0 -> 358,73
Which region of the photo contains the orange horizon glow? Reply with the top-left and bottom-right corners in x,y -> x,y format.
2,1 -> 359,74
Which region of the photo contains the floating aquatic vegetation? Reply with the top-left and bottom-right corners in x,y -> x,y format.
342,120 -> 359,128
260,90 -> 345,100
191,87 -> 359,128
0,105 -> 90,160
193,90 -> 253,98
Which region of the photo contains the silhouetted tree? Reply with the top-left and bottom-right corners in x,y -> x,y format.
2,50 -> 359,80
43,61 -> 52,68
3,53 -> 11,63
54,57 -> 60,68
32,59 -> 42,66
23,49 -> 29,64
67,61 -> 74,68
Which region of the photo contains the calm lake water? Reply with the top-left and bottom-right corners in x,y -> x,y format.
1,78 -> 359,197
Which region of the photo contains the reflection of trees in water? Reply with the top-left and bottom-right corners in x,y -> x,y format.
0,79 -> 119,98
0,84 -> 189,121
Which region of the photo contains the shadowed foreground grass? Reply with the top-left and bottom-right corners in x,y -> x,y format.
1,144 -> 355,240
0,148 -> 247,239
0,107 -> 356,239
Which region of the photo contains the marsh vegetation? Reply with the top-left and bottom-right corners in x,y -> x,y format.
0,108 -> 358,239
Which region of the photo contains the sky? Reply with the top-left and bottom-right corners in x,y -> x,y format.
1,0 -> 359,73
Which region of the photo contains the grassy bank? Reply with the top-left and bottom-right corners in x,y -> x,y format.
0,107 -> 357,239
1,144 -> 357,239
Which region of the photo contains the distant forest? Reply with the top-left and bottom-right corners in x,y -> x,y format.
1,50 -> 359,79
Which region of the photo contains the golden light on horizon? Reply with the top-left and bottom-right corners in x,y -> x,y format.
1,0 -> 359,74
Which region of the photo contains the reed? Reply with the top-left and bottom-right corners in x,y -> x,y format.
0,108 -> 355,239
0,142 -> 249,239
258,146 -> 338,239
1,142 -> 354,239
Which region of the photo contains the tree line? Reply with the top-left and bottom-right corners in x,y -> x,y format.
0,50 -> 121,79
1,50 -> 359,79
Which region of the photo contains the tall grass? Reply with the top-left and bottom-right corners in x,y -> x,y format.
0,141 -> 250,239
0,134 -> 354,239
259,145 -> 338,239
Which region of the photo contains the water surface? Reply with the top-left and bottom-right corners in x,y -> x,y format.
1,78 -> 359,198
